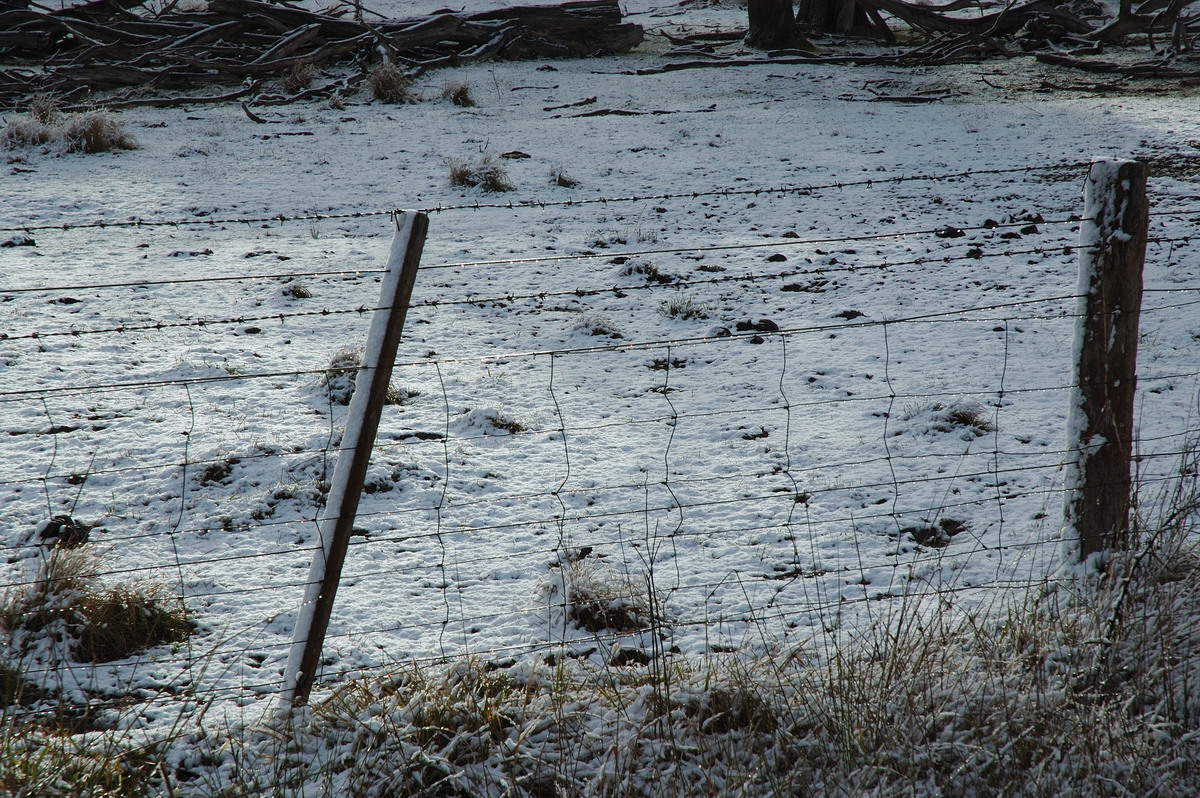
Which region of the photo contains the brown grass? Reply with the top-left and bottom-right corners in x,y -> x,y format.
28,93 -> 61,125
0,548 -> 191,664
448,153 -> 514,192
1,108 -> 138,154
441,81 -> 476,107
548,164 -> 579,187
561,559 -> 655,633
367,62 -> 413,104
71,582 -> 192,663
279,63 -> 316,94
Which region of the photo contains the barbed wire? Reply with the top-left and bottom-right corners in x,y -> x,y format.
0,288 -> 1086,360
8,279 -> 1196,350
0,434 -> 1064,555
0,162 -> 1098,235
0,267 -> 383,296
3,232 -> 1195,305
0,235 -> 1068,299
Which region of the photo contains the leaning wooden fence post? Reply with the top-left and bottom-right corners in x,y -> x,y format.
281,211 -> 428,707
1064,159 -> 1148,564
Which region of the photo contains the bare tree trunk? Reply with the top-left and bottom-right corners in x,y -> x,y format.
799,0 -> 870,33
746,0 -> 798,49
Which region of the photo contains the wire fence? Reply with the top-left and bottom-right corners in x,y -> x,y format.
1,161 -> 1198,718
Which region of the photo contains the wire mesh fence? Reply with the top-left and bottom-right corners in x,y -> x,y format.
1,161 -> 1198,717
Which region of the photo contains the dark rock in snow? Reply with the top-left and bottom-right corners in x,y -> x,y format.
37,515 -> 90,548
736,319 -> 779,333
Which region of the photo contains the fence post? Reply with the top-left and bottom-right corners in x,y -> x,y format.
280,211 -> 428,707
1064,159 -> 1148,564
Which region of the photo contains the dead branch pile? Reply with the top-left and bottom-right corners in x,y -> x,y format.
699,0 -> 1199,79
856,0 -> 1200,51
0,0 -> 643,110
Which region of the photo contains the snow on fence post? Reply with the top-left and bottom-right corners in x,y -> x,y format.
280,211 -> 428,707
1063,159 -> 1148,565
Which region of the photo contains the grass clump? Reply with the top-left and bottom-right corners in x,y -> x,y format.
321,347 -> 363,405
0,722 -> 157,797
902,399 -> 996,439
0,547 -> 191,664
367,62 -> 413,104
71,582 -> 192,663
615,258 -> 673,284
558,558 -> 656,634
448,152 -> 514,192
281,280 -> 312,299
658,295 -> 709,320
279,63 -> 316,94
441,81 -> 476,107
320,347 -> 410,406
387,385 -> 421,406
572,313 -> 623,339
484,409 -> 526,434
548,164 -> 578,187
2,96 -> 138,154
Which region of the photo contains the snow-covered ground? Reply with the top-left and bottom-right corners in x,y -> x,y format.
2,0 -> 1198,738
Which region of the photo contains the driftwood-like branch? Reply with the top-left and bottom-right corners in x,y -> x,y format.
656,0 -> 1198,74
0,0 -> 643,109
1036,51 -> 1200,76
856,0 -> 1194,46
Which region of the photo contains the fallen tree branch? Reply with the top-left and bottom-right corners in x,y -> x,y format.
1035,51 -> 1200,76
61,80 -> 261,111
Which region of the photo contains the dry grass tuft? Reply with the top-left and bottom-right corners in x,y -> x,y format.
1,104 -> 138,154
71,582 -> 192,663
560,559 -> 655,633
658,295 -> 709,320
903,399 -> 996,439
282,281 -> 313,299
320,346 -> 363,405
0,118 -> 56,150
367,62 -> 413,104
279,63 -> 316,94
441,81 -> 476,107
319,347 -> 411,406
61,111 -> 139,153
0,547 -> 191,664
0,723 -> 157,797
548,164 -> 578,187
28,93 -> 61,125
448,152 -> 514,192
483,409 -> 526,434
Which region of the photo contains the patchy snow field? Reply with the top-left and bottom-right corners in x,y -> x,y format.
2,0 -> 1199,743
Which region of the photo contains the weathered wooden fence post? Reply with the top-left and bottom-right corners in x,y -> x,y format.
281,211 -> 428,707
1064,159 -> 1148,564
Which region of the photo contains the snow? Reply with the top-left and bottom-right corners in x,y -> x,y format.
1,0 -> 1198,759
